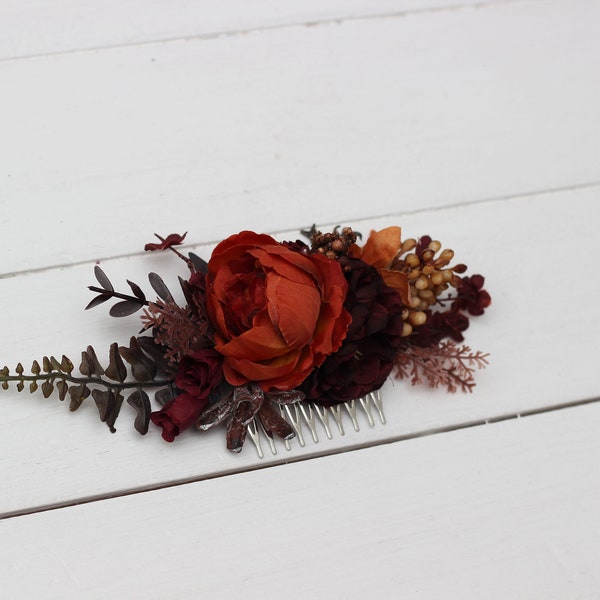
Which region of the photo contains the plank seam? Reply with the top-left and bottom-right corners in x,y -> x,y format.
2,393 -> 598,522
0,0 -> 543,64
2,178 -> 599,281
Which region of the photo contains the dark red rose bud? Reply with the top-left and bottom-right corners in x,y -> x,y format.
150,348 -> 223,442
150,392 -> 210,442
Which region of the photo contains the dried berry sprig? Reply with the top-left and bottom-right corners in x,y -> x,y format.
302,224 -> 362,270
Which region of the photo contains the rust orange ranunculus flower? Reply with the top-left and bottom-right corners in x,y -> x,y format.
205,231 -> 351,391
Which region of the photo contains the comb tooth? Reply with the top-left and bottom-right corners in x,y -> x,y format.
299,402 -> 319,443
359,395 -> 375,427
258,419 -> 278,455
344,399 -> 360,432
278,406 -> 293,450
370,389 -> 386,424
246,420 -> 264,458
329,404 -> 345,436
284,404 -> 305,447
313,403 -> 333,439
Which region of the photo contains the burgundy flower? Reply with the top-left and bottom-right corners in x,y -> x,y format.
410,309 -> 470,347
150,392 -> 210,442
453,275 -> 491,316
302,259 -> 405,404
175,348 -> 223,399
150,348 -> 223,441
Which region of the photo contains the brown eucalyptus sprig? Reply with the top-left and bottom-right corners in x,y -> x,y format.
0,337 -> 176,434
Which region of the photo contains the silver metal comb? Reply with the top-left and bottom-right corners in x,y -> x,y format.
245,389 -> 386,458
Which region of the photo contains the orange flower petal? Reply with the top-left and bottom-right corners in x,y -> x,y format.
360,226 -> 402,269
380,269 -> 412,307
266,273 -> 320,349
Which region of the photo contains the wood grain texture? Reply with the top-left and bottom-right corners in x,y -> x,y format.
1,401 -> 598,599
2,0 -> 599,275
1,187 -> 598,516
0,0 -> 509,60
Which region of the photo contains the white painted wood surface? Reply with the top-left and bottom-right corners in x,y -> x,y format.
2,0 -> 599,275
2,403 -> 598,599
0,0 -> 507,60
1,0 -> 599,596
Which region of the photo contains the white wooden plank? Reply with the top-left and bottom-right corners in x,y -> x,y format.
2,0 -> 600,275
1,402 -> 598,599
0,0 -> 507,60
1,187 -> 598,516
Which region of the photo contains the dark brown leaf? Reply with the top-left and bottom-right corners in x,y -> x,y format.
110,300 -> 143,317
68,383 -> 89,411
41,381 -> 54,398
155,387 -> 176,407
57,380 -> 68,401
127,390 -> 151,435
92,389 -> 123,433
148,272 -> 174,303
85,293 -> 112,311
188,252 -> 208,274
136,336 -> 172,377
105,342 -> 127,383
119,337 -> 157,382
61,355 -> 74,374
94,265 -> 114,291
127,279 -> 146,301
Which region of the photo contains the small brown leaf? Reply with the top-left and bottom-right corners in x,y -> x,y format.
68,383 -> 89,411
41,381 -> 54,398
148,272 -> 174,303
94,265 -> 114,292
92,389 -> 123,433
31,360 -> 41,375
57,380 -> 68,401
127,390 -> 151,435
127,279 -> 146,301
119,337 -> 156,382
60,355 -> 74,374
110,300 -> 143,317
105,342 -> 127,383
155,387 -> 175,407
79,346 -> 104,376
188,252 -> 208,274
85,293 -> 111,311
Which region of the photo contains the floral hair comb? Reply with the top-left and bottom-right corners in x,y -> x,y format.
0,226 -> 490,455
